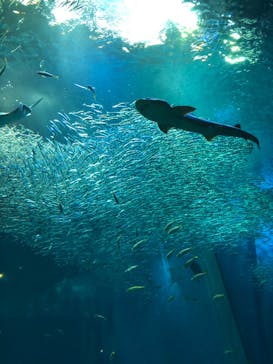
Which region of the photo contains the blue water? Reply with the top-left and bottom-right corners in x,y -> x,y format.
1,1 -> 273,363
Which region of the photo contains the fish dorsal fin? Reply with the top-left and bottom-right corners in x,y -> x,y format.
158,123 -> 170,133
234,123 -> 241,128
172,105 -> 196,115
205,135 -> 214,142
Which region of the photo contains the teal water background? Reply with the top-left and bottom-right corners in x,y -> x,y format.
0,1 -> 273,363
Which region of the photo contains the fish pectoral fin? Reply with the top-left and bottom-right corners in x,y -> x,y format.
172,105 -> 196,115
204,135 -> 214,142
158,124 -> 170,133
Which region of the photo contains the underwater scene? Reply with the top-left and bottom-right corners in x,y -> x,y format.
1,0 -> 273,363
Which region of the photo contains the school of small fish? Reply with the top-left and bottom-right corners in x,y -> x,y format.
0,0 -> 272,292
0,100 -> 272,290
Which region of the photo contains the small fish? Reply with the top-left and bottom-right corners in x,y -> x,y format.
191,272 -> 207,281
166,249 -> 175,259
164,220 -> 176,231
112,192 -> 120,204
122,46 -> 130,53
58,202 -> 64,213
167,224 -> 182,234
224,349 -> 234,355
60,0 -> 83,11
74,83 -> 96,99
132,239 -> 146,251
37,70 -> 59,79
0,57 -> 7,76
10,45 -> 22,54
116,233 -> 122,249
167,295 -> 175,302
109,351 -> 116,360
94,314 -> 107,320
124,265 -> 138,273
127,285 -> 145,292
212,293 -> 225,300
176,247 -> 192,257
184,256 -> 199,267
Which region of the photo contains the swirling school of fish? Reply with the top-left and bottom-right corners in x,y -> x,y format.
0,17 -> 272,288
1,74 -> 273,289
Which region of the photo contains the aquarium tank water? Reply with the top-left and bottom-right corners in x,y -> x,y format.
0,0 -> 273,363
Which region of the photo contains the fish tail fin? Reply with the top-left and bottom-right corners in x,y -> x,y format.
251,135 -> 260,149
30,97 -> 43,109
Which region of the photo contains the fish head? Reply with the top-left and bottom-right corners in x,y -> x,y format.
135,98 -> 171,122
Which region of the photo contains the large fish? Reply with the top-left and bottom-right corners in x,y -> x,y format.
135,98 -> 260,148
0,98 -> 43,127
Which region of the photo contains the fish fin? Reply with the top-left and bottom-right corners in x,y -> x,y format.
86,86 -> 96,93
172,106 -> 196,115
158,124 -> 170,133
204,135 -> 214,142
234,123 -> 241,128
30,97 -> 43,109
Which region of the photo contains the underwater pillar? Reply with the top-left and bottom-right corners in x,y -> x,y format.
201,249 -> 249,364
